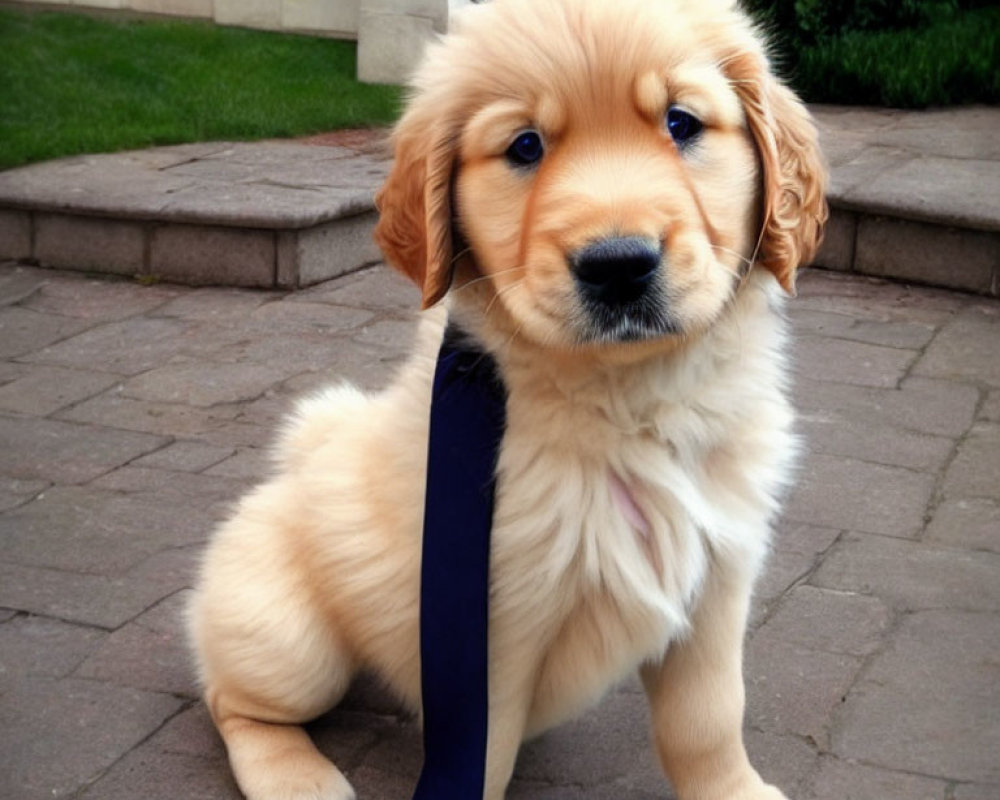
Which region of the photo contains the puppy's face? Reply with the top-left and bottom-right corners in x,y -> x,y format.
454,15 -> 758,346
376,0 -> 827,349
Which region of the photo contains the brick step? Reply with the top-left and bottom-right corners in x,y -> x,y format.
811,106 -> 999,297
0,141 -> 389,289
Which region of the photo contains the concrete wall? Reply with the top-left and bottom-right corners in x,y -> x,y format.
357,0 -> 473,84
12,0 -> 362,38
13,0 -> 478,83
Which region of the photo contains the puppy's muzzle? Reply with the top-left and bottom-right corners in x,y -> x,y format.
571,236 -> 661,308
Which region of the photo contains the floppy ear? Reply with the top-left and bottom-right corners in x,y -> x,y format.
374,117 -> 456,310
729,53 -> 828,293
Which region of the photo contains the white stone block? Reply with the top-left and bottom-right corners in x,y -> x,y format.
128,0 -> 213,18
362,0 -> 470,30
282,0 -> 359,35
73,0 -> 124,8
364,0 -> 440,17
357,10 -> 435,84
215,0 -> 282,30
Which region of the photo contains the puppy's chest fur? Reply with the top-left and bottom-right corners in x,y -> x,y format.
479,279 -> 794,724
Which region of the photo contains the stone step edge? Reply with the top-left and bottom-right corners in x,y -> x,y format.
816,204 -> 999,297
0,206 -> 381,290
1,201 -> 997,297
0,192 -> 377,232
828,193 -> 1000,236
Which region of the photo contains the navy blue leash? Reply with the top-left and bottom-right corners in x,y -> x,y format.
412,323 -> 507,800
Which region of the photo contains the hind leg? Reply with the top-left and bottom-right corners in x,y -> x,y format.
207,684 -> 355,800
195,611 -> 356,800
189,502 -> 358,799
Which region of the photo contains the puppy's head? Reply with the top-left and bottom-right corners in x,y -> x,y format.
375,0 -> 826,348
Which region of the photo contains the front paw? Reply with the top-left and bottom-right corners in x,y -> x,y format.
686,775 -> 788,800
743,784 -> 788,800
727,777 -> 788,800
237,761 -> 356,800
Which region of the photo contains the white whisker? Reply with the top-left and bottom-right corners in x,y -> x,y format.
483,279 -> 525,318
709,244 -> 755,269
451,266 -> 526,295
449,246 -> 473,266
501,317 -> 527,357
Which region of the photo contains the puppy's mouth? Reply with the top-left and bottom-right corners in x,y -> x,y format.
575,293 -> 679,344
569,236 -> 679,343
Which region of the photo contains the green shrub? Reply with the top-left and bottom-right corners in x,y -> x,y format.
744,0 -> 970,40
793,0 -> 958,39
795,8 -> 1000,106
742,0 -> 1000,106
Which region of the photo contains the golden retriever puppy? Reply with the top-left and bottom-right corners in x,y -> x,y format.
187,0 -> 827,798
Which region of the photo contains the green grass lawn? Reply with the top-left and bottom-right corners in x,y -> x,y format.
0,9 -> 403,169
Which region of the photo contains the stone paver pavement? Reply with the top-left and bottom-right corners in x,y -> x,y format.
0,261 -> 998,799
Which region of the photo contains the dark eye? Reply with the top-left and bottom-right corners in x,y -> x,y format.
506,130 -> 544,167
666,107 -> 703,146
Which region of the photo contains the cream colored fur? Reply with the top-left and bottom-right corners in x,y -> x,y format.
188,1 -> 827,798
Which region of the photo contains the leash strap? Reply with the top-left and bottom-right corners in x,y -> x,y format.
412,323 -> 507,800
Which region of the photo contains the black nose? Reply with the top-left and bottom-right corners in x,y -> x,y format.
571,236 -> 661,306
